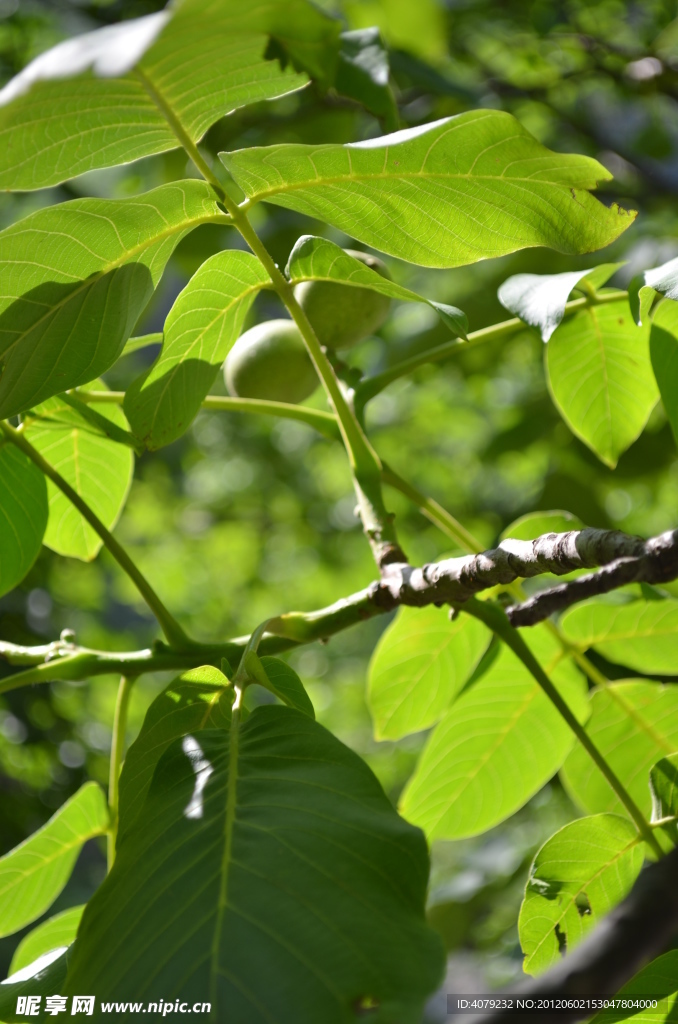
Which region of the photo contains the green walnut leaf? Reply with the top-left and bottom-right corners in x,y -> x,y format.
0,441 -> 48,599
0,782 -> 108,938
245,655 -> 315,719
335,28 -> 398,128
66,707 -> 444,1023
0,948 -> 71,1023
561,598 -> 678,675
519,814 -> 643,976
221,110 -> 633,269
649,298 -> 678,447
498,264 -> 623,341
368,605 -> 490,740
650,753 -> 678,845
561,681 -> 678,819
124,251 -> 270,450
628,254 -> 678,326
286,235 -> 468,337
10,906 -> 84,975
546,299 -> 658,467
400,625 -> 588,841
0,0 -> 337,191
590,950 -> 678,1023
23,392 -> 134,562
117,666 -> 234,845
0,181 -> 224,419
500,509 -> 584,542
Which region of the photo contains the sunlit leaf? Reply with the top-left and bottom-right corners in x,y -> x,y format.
66,707 -> 444,1022
0,442 -> 48,599
117,666 -> 233,845
500,509 -> 583,542
400,625 -> 588,840
590,951 -> 678,1022
124,251 -> 270,450
222,110 -> 633,268
0,181 -> 224,419
546,300 -> 658,467
287,235 -> 468,337
10,906 -> 84,975
0,783 -> 108,938
0,1 -> 337,191
561,598 -> 678,675
368,605 -> 490,740
561,681 -> 678,819
498,264 -> 622,342
24,392 -> 134,562
519,814 -> 643,975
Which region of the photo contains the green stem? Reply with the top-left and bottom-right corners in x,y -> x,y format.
463,598 -> 663,857
107,675 -> 135,871
354,290 -> 629,410
231,212 -> 404,567
0,421 -> 191,650
134,68 -> 228,199
76,390 -> 341,441
381,464 -> 483,553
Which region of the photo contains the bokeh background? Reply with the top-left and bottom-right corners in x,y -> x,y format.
2,0 -> 678,1014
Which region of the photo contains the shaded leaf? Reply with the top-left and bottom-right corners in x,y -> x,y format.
287,235 -> 467,337
221,110 -> 633,269
650,753 -> 678,845
0,181 -> 223,418
124,251 -> 270,450
24,392 -> 134,562
590,950 -> 678,1022
10,906 -> 84,975
500,509 -> 583,542
649,298 -> 678,447
561,598 -> 678,675
367,605 -> 490,740
546,300 -> 658,467
519,814 -> 643,976
247,654 -> 315,718
0,948 -> 70,1023
66,707 -> 444,1022
498,264 -> 622,342
0,442 -> 48,599
400,625 -> 588,840
561,681 -> 678,819
0,782 -> 108,938
117,666 -> 233,845
335,28 -> 398,127
0,1 -> 336,191
628,254 -> 678,325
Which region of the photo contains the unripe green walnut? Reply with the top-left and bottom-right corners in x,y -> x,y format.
294,249 -> 391,350
224,319 -> 318,404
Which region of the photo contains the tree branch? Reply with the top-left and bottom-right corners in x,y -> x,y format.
470,846 -> 678,1024
507,528 -> 678,627
3,526 -> 677,691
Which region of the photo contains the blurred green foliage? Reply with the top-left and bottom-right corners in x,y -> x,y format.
2,0 -> 678,1002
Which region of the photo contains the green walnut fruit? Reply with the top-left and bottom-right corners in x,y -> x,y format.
294,249 -> 392,350
224,319 -> 318,404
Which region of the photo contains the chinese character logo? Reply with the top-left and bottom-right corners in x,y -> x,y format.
45,996 -> 68,1015
16,996 -> 41,1016
71,996 -> 95,1015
